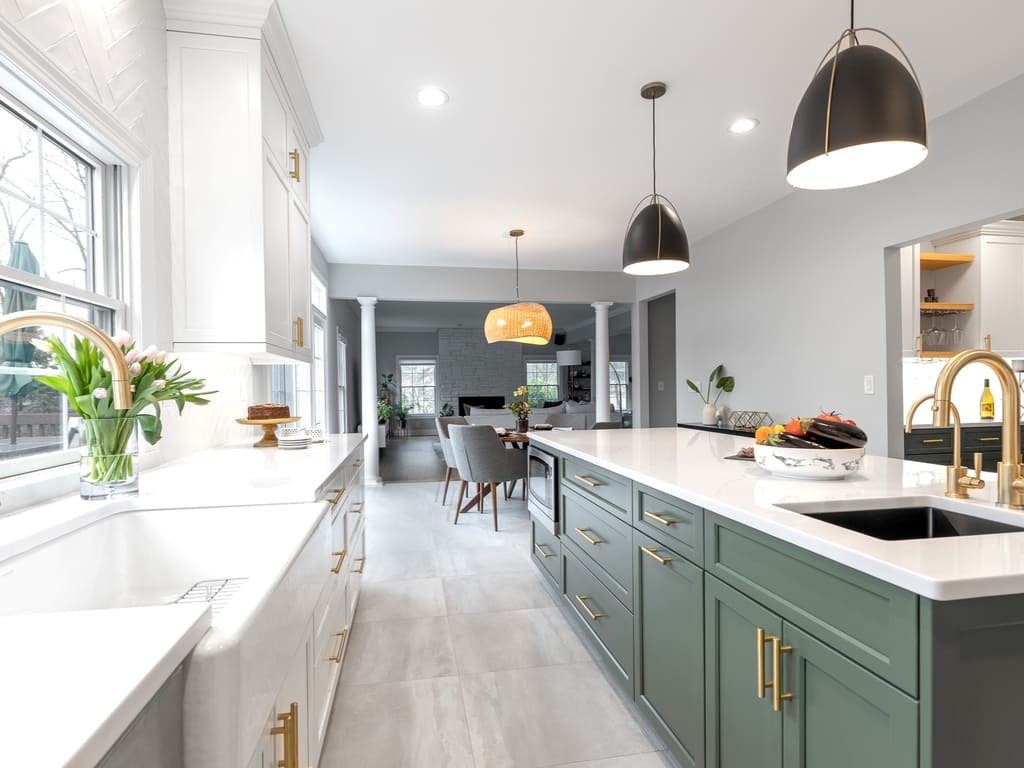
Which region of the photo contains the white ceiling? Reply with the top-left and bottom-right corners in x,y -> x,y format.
279,0 -> 1024,272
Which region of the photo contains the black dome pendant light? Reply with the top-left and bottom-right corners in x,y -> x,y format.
622,81 -> 689,276
787,0 -> 928,190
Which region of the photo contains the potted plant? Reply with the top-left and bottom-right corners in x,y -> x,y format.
440,402 -> 455,417
393,403 -> 409,430
504,385 -> 532,432
686,364 -> 735,425
376,399 -> 393,424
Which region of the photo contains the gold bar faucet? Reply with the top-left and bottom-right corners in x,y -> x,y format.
0,310 -> 132,409
931,349 -> 1024,508
906,395 -> 984,499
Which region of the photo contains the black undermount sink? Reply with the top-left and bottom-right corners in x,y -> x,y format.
777,500 -> 1024,541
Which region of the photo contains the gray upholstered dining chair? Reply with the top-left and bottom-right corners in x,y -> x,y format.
434,416 -> 467,504
448,424 -> 527,531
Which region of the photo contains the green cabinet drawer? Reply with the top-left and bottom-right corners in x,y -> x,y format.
635,484 -> 704,566
562,484 -> 633,609
564,547 -> 634,688
904,430 -> 952,454
635,530 -> 704,768
705,514 -> 918,695
562,455 -> 632,519
531,518 -> 561,590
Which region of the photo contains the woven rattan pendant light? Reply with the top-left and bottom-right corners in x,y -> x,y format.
787,0 -> 928,189
484,229 -> 552,345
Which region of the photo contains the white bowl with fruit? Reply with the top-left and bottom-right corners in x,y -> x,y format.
753,413 -> 867,480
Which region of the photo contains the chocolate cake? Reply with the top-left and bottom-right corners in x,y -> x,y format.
247,403 -> 290,420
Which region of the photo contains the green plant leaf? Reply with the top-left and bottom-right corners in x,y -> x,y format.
138,412 -> 162,445
685,379 -> 700,394
709,364 -> 723,383
717,376 -> 735,393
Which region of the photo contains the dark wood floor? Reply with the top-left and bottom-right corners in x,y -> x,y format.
379,435 -> 446,483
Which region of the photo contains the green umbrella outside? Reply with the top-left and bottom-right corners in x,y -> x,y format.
0,241 -> 42,445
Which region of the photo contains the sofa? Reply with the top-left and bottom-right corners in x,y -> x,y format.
463,400 -> 618,430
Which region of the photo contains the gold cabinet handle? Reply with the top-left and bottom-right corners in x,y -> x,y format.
771,635 -> 793,712
756,627 -> 772,699
289,148 -> 301,181
641,546 -> 672,565
643,510 -> 677,526
573,473 -> 603,488
574,594 -> 606,620
270,702 -> 299,768
352,556 -> 366,574
978,436 -> 1000,442
574,527 -> 603,545
351,501 -> 364,514
921,438 -> 945,444
328,629 -> 347,663
534,542 -> 554,559
326,487 -> 344,505
293,316 -> 305,347
330,549 -> 346,574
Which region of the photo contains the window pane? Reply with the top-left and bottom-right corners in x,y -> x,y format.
0,105 -> 37,199
0,193 -> 40,265
525,361 -> 559,406
399,361 -> 436,415
43,136 -> 90,227
43,215 -> 91,290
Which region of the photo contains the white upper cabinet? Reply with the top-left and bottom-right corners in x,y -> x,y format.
167,6 -> 320,364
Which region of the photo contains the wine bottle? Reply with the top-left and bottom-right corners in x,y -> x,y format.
980,378 -> 995,420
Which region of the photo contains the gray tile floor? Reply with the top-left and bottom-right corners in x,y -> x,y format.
320,481 -> 678,768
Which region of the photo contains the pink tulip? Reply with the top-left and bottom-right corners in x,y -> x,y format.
129,362 -> 141,377
112,329 -> 132,347
92,387 -> 108,400
142,345 -> 158,360
125,349 -> 142,364
154,379 -> 166,390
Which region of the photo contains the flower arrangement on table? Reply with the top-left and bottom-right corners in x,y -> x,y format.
505,385 -> 532,430
32,330 -> 214,495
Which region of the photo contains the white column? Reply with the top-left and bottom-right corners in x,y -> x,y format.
358,296 -> 381,484
592,301 -> 613,423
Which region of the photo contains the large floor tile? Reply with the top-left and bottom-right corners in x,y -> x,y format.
341,616 -> 457,685
443,570 -> 556,615
355,577 -> 447,623
541,751 -> 678,768
361,549 -> 440,582
460,662 -> 656,768
436,542 -> 534,577
322,676 -> 475,768
448,607 -> 592,674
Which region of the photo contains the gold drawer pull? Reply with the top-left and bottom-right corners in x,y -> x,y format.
293,316 -> 304,347
978,437 -> 1000,442
574,527 -> 603,545
352,556 -> 366,574
270,702 -> 298,768
289,148 -> 301,181
326,487 -> 344,505
643,510 -> 676,526
330,550 -> 346,573
771,635 -> 793,712
573,473 -> 603,488
534,542 -> 555,558
351,501 -> 364,514
328,629 -> 347,663
921,438 -> 944,444
641,546 -> 672,565
574,594 -> 606,620
756,627 -> 771,699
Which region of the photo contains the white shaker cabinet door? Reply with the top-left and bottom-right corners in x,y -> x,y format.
264,151 -> 294,353
288,195 -> 312,363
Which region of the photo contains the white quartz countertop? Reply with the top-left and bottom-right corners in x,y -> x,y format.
0,603 -> 210,767
529,427 -> 1024,600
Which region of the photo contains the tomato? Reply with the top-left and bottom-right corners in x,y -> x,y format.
844,418 -> 858,426
784,418 -> 805,436
754,426 -> 771,444
817,411 -> 842,422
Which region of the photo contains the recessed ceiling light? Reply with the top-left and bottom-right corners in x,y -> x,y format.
417,87 -> 449,107
729,117 -> 760,134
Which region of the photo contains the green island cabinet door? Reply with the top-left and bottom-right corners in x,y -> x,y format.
781,624 -> 918,768
705,575 -> 783,768
634,530 -> 704,768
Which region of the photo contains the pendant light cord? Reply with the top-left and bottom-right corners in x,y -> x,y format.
850,0 -> 855,31
514,235 -> 520,302
651,97 -> 657,197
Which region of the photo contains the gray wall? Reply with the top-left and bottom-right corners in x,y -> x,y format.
438,328 -> 525,410
376,331 -> 440,385
328,298 -> 362,433
638,74 -> 1024,455
647,293 -> 677,426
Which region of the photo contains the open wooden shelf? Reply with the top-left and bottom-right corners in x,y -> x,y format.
920,302 -> 974,312
920,252 -> 974,270
920,350 -> 959,358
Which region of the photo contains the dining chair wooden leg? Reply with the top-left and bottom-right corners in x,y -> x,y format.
522,479 -> 526,500
491,482 -> 499,531
454,481 -> 466,525
441,467 -> 453,505
478,482 -> 485,513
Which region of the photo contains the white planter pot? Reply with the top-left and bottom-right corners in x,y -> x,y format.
701,404 -> 718,425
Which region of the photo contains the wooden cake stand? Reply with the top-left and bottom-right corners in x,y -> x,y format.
235,416 -> 301,447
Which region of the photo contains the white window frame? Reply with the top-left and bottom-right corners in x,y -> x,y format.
525,358 -> 559,406
610,358 -> 630,412
397,356 -> 438,416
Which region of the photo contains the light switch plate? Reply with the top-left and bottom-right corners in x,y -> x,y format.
863,375 -> 875,395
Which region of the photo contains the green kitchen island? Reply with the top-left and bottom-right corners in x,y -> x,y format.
527,427 -> 1024,768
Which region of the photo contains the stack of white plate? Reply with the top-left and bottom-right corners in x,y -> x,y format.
277,432 -> 311,450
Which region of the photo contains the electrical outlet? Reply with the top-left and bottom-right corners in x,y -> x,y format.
657,381 -> 665,392
863,375 -> 875,395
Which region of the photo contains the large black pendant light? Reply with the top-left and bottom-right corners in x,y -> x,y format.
622,82 -> 689,276
787,0 -> 928,190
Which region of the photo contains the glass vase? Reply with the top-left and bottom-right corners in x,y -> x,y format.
517,415 -> 529,433
79,416 -> 140,500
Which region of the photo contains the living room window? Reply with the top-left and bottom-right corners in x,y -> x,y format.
0,93 -> 122,477
399,358 -> 437,415
610,360 -> 630,412
526,360 -> 559,406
